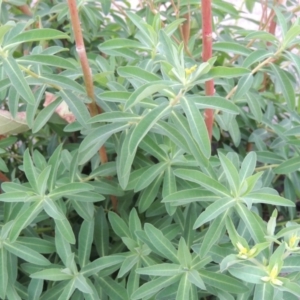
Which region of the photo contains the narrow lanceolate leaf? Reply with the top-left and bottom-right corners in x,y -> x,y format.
32,97 -> 62,133
55,218 -> 76,244
59,90 -> 91,126
242,192 -> 294,207
9,201 -> 44,242
4,29 -> 69,48
30,269 -> 73,281
131,275 -> 181,300
254,283 -> 274,300
78,219 -> 94,268
193,197 -> 235,229
128,103 -> 172,154
235,203 -> 266,243
190,96 -> 240,114
274,156 -> 300,174
239,152 -> 257,183
4,242 -> 50,266
23,149 -> 39,192
48,182 -> 93,200
28,278 -> 43,300
187,270 -> 206,290
88,111 -> 140,124
2,56 -> 35,105
199,270 -> 249,294
125,82 -> 170,111
43,197 -> 65,220
18,55 -> 76,70
81,255 -> 125,277
233,74 -> 254,101
0,248 -> 8,299
174,169 -> 231,197
108,212 -> 131,239
136,264 -> 183,276
118,66 -> 161,82
181,97 -> 211,158
218,152 -> 240,196
208,67 -> 250,79
144,223 -> 179,263
270,64 -> 295,110
176,273 -> 191,300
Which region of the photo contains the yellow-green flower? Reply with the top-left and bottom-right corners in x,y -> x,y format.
236,242 -> 257,259
288,234 -> 299,249
261,264 -> 283,286
185,65 -> 197,76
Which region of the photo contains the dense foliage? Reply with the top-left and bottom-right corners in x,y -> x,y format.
0,0 -> 300,299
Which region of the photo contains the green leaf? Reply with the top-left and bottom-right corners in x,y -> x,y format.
138,173 -> 164,213
125,82 -> 170,111
242,192 -> 295,207
28,278 -> 43,300
99,0 -> 111,15
242,49 -> 273,68
228,262 -> 267,284
282,25 -> 300,48
43,197 -> 65,220
235,204 -> 266,243
144,223 -> 179,263
4,241 -> 50,266
208,67 -> 250,79
2,56 -> 35,105
108,211 -> 131,239
81,255 -> 125,277
136,263 -> 183,276
18,55 -> 76,70
117,255 -> 139,278
180,96 -> 211,158
233,74 -> 254,101
99,38 -> 147,52
131,275 -> 181,300
270,64 -> 295,110
4,29 -> 69,48
176,273 -> 191,300
239,151 -> 257,183
48,182 -> 93,200
0,248 -> 8,299
128,103 -> 171,153
88,111 -> 140,124
30,269 -> 73,281
218,152 -> 240,196
135,162 -> 167,192
57,279 -> 76,300
187,270 -> 206,290
162,188 -> 220,206
190,96 -> 240,114
79,122 -> 129,165
95,276 -> 128,300
199,270 -> 249,294
193,197 -> 235,229
9,201 -> 44,242
55,218 -> 75,244
274,156 -> 300,174
118,66 -> 161,82
78,219 -> 94,268
59,90 -> 91,126
213,42 -> 251,56
127,11 -> 155,48
32,97 -> 62,133
174,169 -> 231,197
200,213 -> 227,257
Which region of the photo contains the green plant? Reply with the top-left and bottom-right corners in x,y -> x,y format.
0,0 -> 300,299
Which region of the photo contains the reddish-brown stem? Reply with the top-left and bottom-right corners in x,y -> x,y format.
16,5 -> 32,16
201,0 -> 214,141
67,0 -> 117,211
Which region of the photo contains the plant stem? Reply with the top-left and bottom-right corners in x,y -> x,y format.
67,0 -> 117,211
201,0 -> 214,141
67,0 -> 99,116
